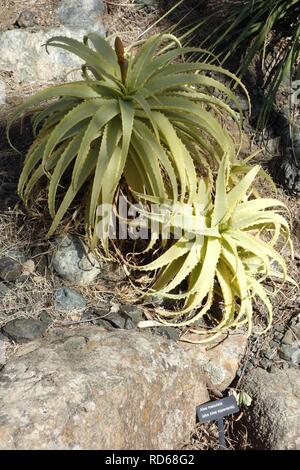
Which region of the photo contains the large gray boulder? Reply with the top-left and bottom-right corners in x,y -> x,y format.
0,25 -> 105,84
0,327 -> 207,449
0,327 -> 246,449
242,367 -> 300,450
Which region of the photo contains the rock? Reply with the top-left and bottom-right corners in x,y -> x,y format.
0,256 -> 23,282
274,330 -> 284,340
274,324 -> 285,333
229,93 -> 249,112
290,314 -> 300,339
262,349 -> 276,360
54,287 -> 86,311
180,332 -> 247,390
0,282 -> 10,298
100,306 -> 140,330
51,235 -> 101,285
81,310 -> 114,329
22,259 -> 35,276
2,317 -> 49,343
119,304 -> 145,323
0,25 -> 105,84
151,326 -> 181,342
242,368 -> 300,449
271,152 -> 300,195
0,80 -> 5,105
99,262 -> 128,284
57,0 -> 105,27
5,249 -> 27,264
278,344 -> 300,364
138,0 -> 159,5
105,312 -> 133,329
16,10 -> 39,28
282,329 -> 296,346
260,357 -> 271,370
0,327 -> 209,450
39,311 -> 52,327
0,333 -> 7,367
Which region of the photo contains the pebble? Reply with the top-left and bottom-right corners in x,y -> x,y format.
274,324 -> 285,333
54,287 -> 87,311
260,357 -> 271,370
51,235 -> 101,285
2,317 -> 49,343
263,349 -> 276,360
274,330 -> 284,340
119,304 -> 144,324
151,326 -> 181,342
103,311 -> 135,330
0,282 -> 10,298
57,0 -> 105,27
81,311 -> 114,330
0,257 -> 23,282
278,344 -> 300,364
16,10 -> 38,28
282,329 -> 296,346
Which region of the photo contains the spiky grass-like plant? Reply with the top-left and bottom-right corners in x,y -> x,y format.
7,32 -> 247,252
187,0 -> 300,129
134,154 -> 295,341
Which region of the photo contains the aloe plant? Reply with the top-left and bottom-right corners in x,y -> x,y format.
7,32 -> 246,252
135,154 -> 295,340
7,31 -> 295,340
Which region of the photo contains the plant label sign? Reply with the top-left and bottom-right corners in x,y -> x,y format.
196,396 -> 239,449
197,396 -> 239,423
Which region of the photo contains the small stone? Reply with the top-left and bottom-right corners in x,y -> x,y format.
81,311 -> 114,330
279,344 -> 300,364
2,318 -> 48,343
16,10 -> 38,28
282,329 -> 296,346
260,357 -> 271,370
103,311 -> 134,330
0,282 -> 10,298
274,324 -> 285,333
151,326 -> 181,342
290,320 -> 300,340
38,311 -> 52,326
57,0 -> 105,27
263,349 -> 276,360
119,304 -> 145,324
5,249 -> 27,264
0,257 -> 23,282
99,262 -> 127,284
0,331 -> 8,355
22,259 -> 35,276
270,340 -> 280,349
51,235 -> 101,285
274,331 -> 284,340
54,287 -> 86,311
142,294 -> 164,307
